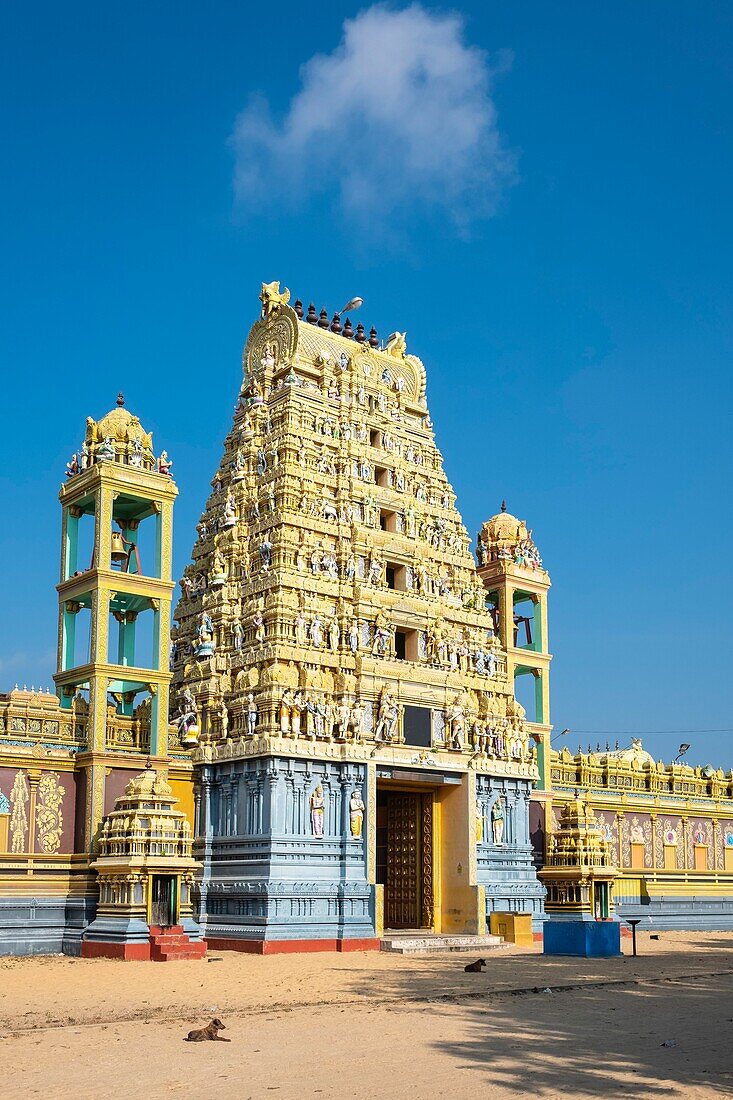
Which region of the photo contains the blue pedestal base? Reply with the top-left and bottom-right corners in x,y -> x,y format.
543,919 -> 621,957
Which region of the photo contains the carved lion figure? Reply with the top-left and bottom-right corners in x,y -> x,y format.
260,281 -> 291,318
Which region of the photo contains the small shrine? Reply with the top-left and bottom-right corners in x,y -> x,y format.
82,765 -> 205,960
539,794 -> 617,920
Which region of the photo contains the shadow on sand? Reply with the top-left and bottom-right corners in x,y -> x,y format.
343,945 -> 733,1096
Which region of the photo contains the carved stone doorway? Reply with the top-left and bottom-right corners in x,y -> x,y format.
377,789 -> 434,930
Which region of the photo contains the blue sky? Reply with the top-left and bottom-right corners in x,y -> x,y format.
1,2 -> 731,767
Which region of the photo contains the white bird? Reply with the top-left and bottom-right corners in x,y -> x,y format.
340,297 -> 363,314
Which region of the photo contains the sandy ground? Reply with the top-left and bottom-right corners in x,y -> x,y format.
1,931 -> 732,1099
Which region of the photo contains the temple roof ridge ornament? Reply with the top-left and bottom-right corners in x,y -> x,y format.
243,280 -> 427,405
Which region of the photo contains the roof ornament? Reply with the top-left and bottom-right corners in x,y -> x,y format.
385,331 -> 407,358
500,500 -> 507,513
259,281 -> 291,319
116,392 -> 125,407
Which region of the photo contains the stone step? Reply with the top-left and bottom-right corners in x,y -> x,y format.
153,949 -> 206,962
149,930 -> 207,962
380,933 -> 506,955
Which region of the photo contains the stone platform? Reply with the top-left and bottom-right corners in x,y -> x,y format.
380,931 -> 506,955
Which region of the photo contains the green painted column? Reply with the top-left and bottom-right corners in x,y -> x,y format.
533,597 -> 543,652
62,603 -> 78,670
122,612 -> 137,667
63,507 -> 80,580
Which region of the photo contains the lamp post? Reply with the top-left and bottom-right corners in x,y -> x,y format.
626,918 -> 641,957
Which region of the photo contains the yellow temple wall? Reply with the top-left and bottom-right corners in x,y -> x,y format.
545,748 -> 733,912
436,776 -> 482,935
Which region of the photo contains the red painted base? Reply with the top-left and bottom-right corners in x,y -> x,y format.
205,937 -> 381,955
532,931 -> 544,943
81,940 -> 151,961
81,926 -> 207,962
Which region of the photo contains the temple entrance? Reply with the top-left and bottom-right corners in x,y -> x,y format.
594,881 -> 611,920
376,789 -> 434,929
150,875 -> 177,928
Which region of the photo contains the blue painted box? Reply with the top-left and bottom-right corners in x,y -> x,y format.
543,920 -> 621,957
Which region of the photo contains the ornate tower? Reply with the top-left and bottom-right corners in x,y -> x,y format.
476,505 -> 552,789
54,396 -> 177,848
174,282 -> 545,951
82,764 -> 205,959
539,794 -> 616,920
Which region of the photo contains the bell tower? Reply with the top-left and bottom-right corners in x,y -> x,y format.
476,503 -> 552,788
54,395 -> 177,848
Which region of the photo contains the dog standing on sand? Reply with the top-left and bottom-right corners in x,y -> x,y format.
464,958 -> 487,973
184,1017 -> 231,1042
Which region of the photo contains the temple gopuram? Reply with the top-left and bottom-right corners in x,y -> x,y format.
0,281 -> 732,956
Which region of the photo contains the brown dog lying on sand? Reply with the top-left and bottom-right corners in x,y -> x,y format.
184,1017 -> 231,1042
464,958 -> 487,973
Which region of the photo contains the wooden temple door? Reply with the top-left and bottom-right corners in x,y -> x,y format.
383,792 -> 434,930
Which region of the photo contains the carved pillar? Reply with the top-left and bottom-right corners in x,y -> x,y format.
27,771 -> 41,859
201,777 -> 212,840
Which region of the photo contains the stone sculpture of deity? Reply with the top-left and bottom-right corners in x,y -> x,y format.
491,798 -> 505,845
310,784 -> 325,837
349,789 -> 365,838
247,693 -> 258,736
280,689 -> 294,734
475,799 -> 484,843
445,697 -> 466,750
294,611 -> 308,647
335,701 -> 351,741
350,700 -> 365,742
375,691 -> 399,742
310,614 -> 324,648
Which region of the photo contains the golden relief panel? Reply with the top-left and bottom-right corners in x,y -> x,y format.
35,772 -> 65,854
244,308 -> 299,379
9,769 -> 29,854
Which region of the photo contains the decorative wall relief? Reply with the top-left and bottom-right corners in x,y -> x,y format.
655,817 -> 684,868
0,788 -> 8,814
9,769 -> 29,854
36,771 -> 65,854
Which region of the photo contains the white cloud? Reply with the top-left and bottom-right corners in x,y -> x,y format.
231,4 -> 516,229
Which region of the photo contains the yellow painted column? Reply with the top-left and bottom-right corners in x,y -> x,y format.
26,771 -> 40,870
438,774 -> 481,935
159,501 -> 174,580
95,483 -> 113,571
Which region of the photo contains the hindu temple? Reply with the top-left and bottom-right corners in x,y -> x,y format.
0,281 -> 732,957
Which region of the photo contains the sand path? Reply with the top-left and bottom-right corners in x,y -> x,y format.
1,931 -> 731,1098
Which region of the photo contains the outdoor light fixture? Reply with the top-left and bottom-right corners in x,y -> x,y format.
551,727 -> 571,745
674,743 -> 691,763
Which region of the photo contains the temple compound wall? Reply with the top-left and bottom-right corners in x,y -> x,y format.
539,742 -> 733,930
0,690 -> 193,955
